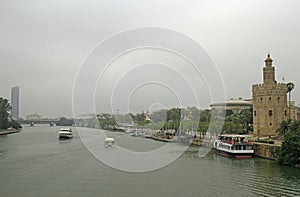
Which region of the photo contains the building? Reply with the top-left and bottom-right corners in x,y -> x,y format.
11,86 -> 19,119
288,101 -> 300,120
76,113 -> 97,119
210,98 -> 252,114
252,54 -> 288,137
26,113 -> 41,120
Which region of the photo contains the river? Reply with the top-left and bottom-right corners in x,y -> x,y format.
0,126 -> 299,197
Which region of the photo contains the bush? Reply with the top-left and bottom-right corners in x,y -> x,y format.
277,129 -> 300,167
9,120 -> 22,129
56,117 -> 74,126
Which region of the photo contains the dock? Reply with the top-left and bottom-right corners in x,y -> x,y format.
145,135 -> 173,142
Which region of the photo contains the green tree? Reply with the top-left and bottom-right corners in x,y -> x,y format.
224,109 -> 234,117
97,113 -> 118,130
277,128 -> 300,167
199,109 -> 211,122
161,108 -> 181,132
9,119 -> 22,129
197,122 -> 209,139
56,117 -> 74,126
277,120 -> 291,136
239,108 -> 253,133
0,97 -> 11,129
130,112 -> 150,126
287,82 -> 295,120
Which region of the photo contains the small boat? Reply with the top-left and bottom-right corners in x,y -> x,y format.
130,132 -> 145,137
104,137 -> 115,147
58,128 -> 73,139
214,134 -> 254,158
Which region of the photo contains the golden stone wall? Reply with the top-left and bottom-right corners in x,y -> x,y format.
252,83 -> 288,137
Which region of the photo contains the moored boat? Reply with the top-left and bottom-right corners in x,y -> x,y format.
58,128 -> 73,139
214,134 -> 254,158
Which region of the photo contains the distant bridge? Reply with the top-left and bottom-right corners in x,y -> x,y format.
20,119 -> 59,126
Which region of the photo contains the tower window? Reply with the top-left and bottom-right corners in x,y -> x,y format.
260,97 -> 263,101
270,123 -> 272,126
269,97 -> 271,100
285,110 -> 287,116
254,111 -> 256,116
269,110 -> 272,116
278,97 -> 280,100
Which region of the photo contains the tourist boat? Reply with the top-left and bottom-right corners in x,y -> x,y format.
214,134 -> 254,158
104,137 -> 115,147
58,128 -> 73,139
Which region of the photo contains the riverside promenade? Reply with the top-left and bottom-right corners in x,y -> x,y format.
0,128 -> 21,135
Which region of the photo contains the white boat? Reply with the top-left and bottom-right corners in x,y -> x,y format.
104,137 -> 115,147
58,128 -> 73,139
214,134 -> 254,158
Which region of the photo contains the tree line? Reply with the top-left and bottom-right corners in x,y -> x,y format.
0,97 -> 21,129
123,107 -> 253,136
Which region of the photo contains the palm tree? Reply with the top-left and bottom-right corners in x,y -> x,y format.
287,82 -> 295,120
0,97 -> 11,129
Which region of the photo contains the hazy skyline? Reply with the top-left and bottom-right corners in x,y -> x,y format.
1,0 -> 300,117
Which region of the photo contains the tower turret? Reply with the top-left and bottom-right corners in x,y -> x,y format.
263,53 -> 275,85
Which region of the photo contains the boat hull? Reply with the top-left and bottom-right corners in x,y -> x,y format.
58,128 -> 73,140
216,149 -> 253,158
59,135 -> 73,140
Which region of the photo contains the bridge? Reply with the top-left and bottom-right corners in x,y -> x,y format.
20,119 -> 59,126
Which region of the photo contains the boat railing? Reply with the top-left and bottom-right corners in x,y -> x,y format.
220,140 -> 253,145
232,141 -> 253,145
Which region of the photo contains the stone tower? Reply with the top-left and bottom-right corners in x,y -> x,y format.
252,54 -> 288,137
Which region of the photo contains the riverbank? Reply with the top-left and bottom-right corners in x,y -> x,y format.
102,128 -> 286,161
145,134 -> 203,146
145,133 -> 285,160
0,128 -> 21,135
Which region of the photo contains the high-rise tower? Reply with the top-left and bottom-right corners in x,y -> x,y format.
11,86 -> 19,119
252,54 -> 288,137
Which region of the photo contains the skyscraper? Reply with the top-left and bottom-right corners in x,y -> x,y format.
11,86 -> 20,119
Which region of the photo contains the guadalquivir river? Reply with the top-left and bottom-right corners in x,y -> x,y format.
0,126 -> 299,197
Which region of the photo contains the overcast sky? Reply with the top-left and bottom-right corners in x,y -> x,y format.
1,0 -> 300,118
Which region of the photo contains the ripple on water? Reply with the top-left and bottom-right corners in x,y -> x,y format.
1,127 -> 299,197
180,148 -> 300,197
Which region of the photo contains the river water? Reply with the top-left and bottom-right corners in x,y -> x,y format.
0,126 -> 299,197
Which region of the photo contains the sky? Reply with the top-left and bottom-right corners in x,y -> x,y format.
0,0 -> 300,118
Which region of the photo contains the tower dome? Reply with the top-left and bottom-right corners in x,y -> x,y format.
265,53 -> 273,62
